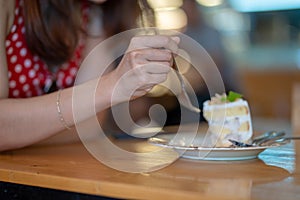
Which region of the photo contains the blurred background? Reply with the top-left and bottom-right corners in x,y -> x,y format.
139,0 -> 300,124
102,0 -> 300,133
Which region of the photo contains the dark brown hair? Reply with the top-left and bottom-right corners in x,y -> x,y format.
23,0 -> 82,66
23,0 -> 140,67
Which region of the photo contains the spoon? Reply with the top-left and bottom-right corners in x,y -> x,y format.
229,131 -> 286,147
252,131 -> 286,146
263,136 -> 300,146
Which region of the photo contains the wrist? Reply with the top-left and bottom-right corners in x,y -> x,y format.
95,71 -> 120,112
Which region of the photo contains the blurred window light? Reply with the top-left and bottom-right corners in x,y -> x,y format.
196,0 -> 223,7
147,0 -> 183,10
155,8 -> 187,31
229,0 -> 300,12
140,0 -> 187,31
212,8 -> 250,32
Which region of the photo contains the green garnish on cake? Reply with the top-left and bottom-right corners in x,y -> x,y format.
210,91 -> 243,105
226,91 -> 243,102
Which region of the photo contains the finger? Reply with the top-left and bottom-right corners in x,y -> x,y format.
142,73 -> 168,85
134,63 -> 170,77
171,36 -> 180,44
139,62 -> 171,74
135,86 -> 154,95
148,73 -> 168,83
127,48 -> 173,63
129,35 -> 180,53
134,73 -> 168,95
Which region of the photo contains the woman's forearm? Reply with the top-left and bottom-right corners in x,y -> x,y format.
0,35 -> 179,151
0,76 -> 115,151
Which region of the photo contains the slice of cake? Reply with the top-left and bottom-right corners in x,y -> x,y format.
203,91 -> 253,147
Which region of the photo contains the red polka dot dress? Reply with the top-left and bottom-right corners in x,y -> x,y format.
5,0 -> 85,98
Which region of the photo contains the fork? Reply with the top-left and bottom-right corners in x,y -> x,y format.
171,55 -> 201,113
228,131 -> 294,147
138,0 -> 201,113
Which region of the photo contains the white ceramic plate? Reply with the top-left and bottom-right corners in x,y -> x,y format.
148,133 -> 283,161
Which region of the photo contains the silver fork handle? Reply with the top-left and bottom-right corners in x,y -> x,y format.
172,54 -> 201,113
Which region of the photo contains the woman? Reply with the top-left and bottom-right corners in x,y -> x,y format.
0,0 -> 178,151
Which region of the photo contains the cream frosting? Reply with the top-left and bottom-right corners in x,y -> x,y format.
203,96 -> 253,147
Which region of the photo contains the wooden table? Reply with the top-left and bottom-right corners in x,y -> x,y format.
0,122 -> 299,200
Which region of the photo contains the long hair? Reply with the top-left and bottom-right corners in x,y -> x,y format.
23,0 -> 82,66
23,0 -> 139,67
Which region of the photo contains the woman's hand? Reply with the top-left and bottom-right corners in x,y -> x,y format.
110,35 -> 180,102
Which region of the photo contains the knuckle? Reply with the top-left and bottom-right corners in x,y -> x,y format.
127,50 -> 140,62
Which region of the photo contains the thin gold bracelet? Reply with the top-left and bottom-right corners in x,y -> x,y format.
56,89 -> 71,130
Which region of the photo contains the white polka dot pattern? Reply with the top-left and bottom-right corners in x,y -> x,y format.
5,40 -> 11,47
12,90 -> 19,97
24,59 -> 31,68
12,33 -> 18,41
7,47 -> 13,55
11,25 -> 17,33
9,80 -> 16,88
28,69 -> 36,78
19,75 -> 26,84
10,55 -> 17,63
20,48 -> 26,56
16,41 -> 22,48
5,0 -> 84,98
23,84 -> 29,92
15,64 -> 22,73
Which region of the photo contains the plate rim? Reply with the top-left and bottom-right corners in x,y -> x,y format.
148,134 -> 281,151
148,133 -> 287,161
